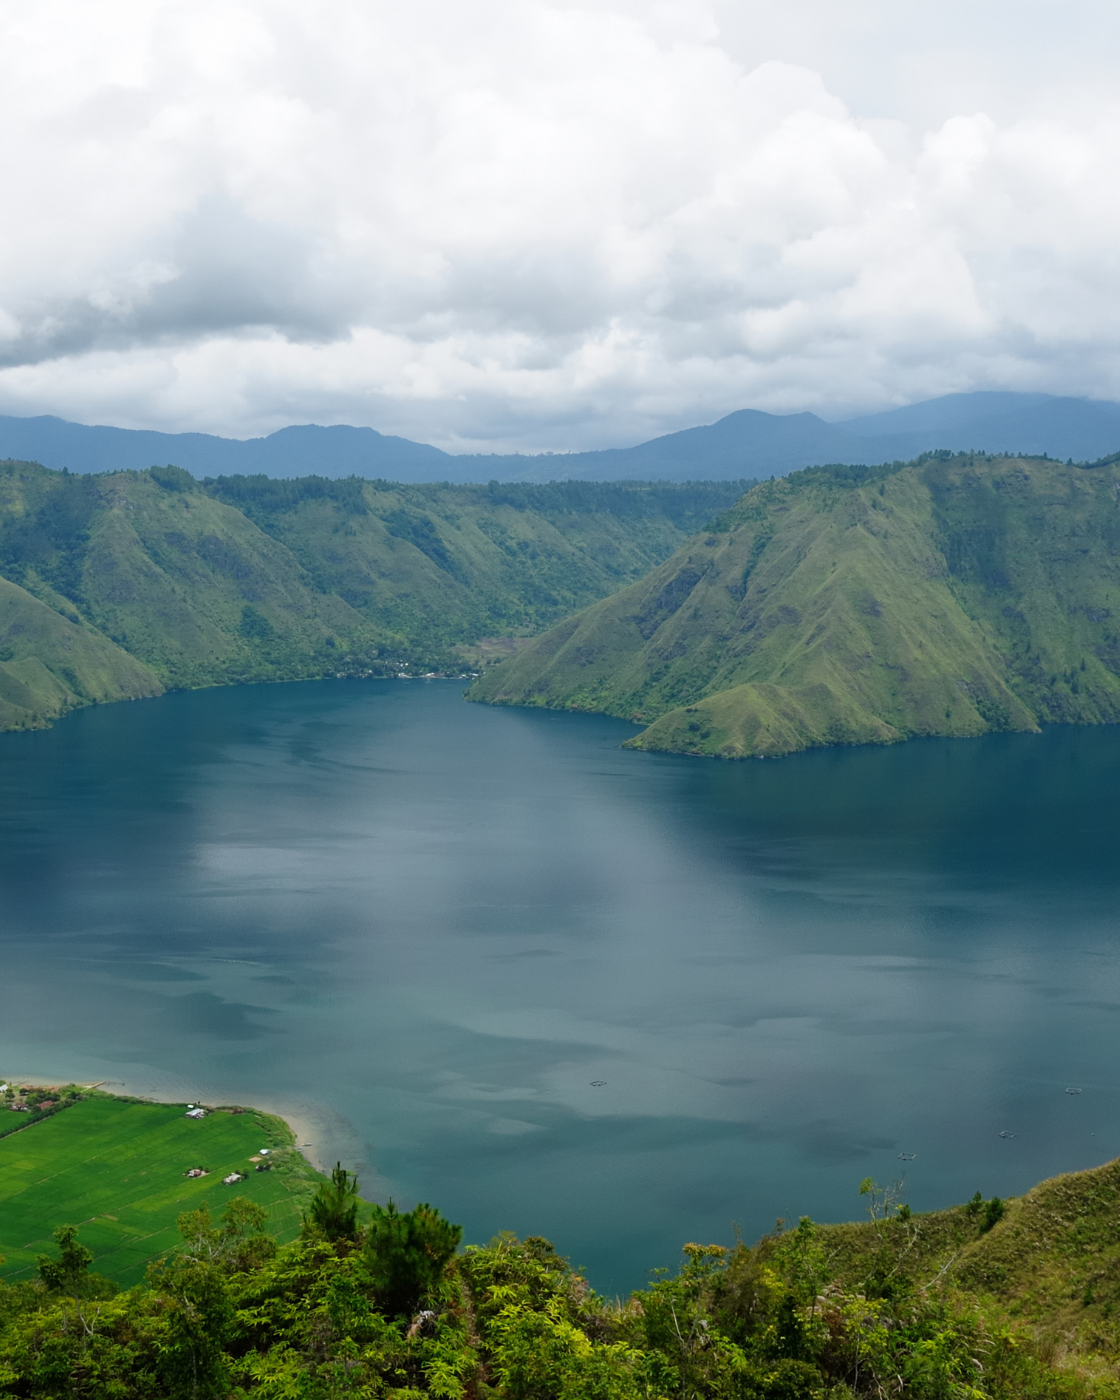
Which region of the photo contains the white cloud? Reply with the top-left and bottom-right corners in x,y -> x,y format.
0,0 -> 1119,449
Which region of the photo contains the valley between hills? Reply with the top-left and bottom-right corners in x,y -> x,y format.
0,461 -> 745,733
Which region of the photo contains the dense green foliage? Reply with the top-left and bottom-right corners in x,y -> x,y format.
363,1200 -> 463,1319
8,1087 -> 1120,1395
0,461 -> 749,731
7,1155 -> 1120,1399
306,1164 -> 363,1243
34,1227 -> 114,1301
0,1096 -> 318,1289
471,452 -> 1120,758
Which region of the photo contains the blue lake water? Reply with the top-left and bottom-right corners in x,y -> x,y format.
1,678 -> 1119,1294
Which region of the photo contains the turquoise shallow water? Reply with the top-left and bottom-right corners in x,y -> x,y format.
1,678 -> 1119,1293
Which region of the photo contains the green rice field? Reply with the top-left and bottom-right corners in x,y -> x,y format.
0,1095 -> 324,1286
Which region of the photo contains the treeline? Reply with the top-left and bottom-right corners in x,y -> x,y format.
0,1166 -> 1099,1399
202,474 -> 756,530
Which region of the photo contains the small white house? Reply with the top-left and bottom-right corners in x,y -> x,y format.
185,1108 -> 206,1119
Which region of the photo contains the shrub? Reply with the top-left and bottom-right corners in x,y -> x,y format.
365,1200 -> 462,1317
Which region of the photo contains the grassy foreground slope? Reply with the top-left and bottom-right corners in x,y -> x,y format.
6,1134 -> 1120,1396
0,1096 -> 320,1288
470,452 -> 1120,757
821,1159 -> 1120,1381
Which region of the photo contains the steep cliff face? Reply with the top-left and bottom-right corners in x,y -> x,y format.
470,453 -> 1120,758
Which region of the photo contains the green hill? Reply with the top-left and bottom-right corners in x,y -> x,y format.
0,461 -> 372,694
469,451 -> 1120,758
0,575 -> 160,730
0,462 -> 747,731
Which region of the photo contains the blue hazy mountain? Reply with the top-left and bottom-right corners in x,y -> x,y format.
0,417 -> 451,479
840,391 -> 1120,462
521,393 -> 1120,479
2,391 -> 1120,482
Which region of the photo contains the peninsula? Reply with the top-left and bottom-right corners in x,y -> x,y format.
471,451 -> 1120,759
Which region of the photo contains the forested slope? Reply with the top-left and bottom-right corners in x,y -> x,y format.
205,475 -> 744,653
0,462 -> 370,696
470,452 -> 1120,758
6,1147 -> 1120,1397
0,461 -> 747,731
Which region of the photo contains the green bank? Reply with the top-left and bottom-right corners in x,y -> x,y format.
0,461 -> 748,731
471,451 -> 1120,759
0,1093 -> 320,1289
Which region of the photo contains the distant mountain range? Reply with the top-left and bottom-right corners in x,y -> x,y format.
4,391 -> 1120,482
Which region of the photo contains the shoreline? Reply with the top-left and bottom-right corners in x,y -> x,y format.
0,1068 -> 367,1180
0,673 -> 473,743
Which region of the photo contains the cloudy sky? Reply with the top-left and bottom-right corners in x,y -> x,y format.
1,0 -> 1119,450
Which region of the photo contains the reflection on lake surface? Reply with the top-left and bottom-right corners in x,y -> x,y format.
1,678 -> 1119,1292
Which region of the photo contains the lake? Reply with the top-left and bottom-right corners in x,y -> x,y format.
1,678 -> 1119,1294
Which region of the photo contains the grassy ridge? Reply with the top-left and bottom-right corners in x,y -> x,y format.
0,1097 -> 321,1287
814,1156 -> 1120,1381
470,452 -> 1120,758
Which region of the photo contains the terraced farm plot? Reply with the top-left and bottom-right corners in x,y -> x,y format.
0,1096 -> 323,1286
